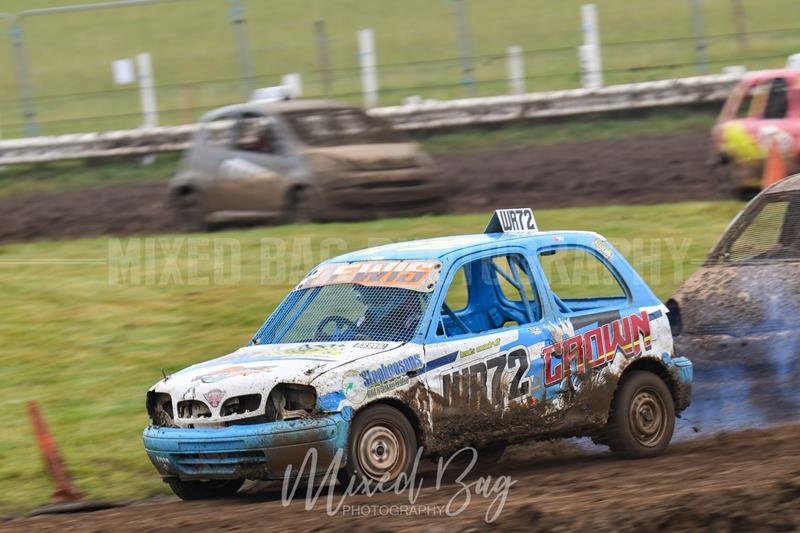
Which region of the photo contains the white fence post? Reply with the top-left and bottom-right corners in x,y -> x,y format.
358,29 -> 378,108
136,53 -> 158,128
579,4 -> 603,89
507,46 -> 526,95
281,73 -> 303,98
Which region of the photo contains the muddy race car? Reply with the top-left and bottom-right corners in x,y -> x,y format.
144,209 -> 692,500
668,175 -> 800,429
711,69 -> 800,198
669,173 -> 800,355
169,100 -> 445,229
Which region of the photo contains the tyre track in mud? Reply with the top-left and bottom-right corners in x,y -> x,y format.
0,131 -> 716,244
4,424 -> 799,532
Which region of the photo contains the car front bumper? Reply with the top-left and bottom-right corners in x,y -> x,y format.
143,413 -> 349,481
318,168 -> 446,220
669,355 -> 694,412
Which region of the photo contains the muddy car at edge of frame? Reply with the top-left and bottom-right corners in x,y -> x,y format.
669,173 -> 800,359
169,99 -> 446,229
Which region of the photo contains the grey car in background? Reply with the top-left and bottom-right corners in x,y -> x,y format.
169,100 -> 445,228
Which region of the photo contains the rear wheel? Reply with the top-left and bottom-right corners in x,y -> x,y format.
340,404 -> 417,488
606,371 -> 675,458
170,189 -> 208,231
166,478 -> 244,501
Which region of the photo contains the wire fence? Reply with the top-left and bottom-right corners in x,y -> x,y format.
0,0 -> 797,138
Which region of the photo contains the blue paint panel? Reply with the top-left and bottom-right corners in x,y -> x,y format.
672,356 -> 694,385
318,390 -> 346,411
422,351 -> 458,373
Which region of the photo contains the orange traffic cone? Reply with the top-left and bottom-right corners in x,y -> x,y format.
761,140 -> 787,189
27,401 -> 83,503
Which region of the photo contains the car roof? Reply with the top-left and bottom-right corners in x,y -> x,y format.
201,99 -> 357,121
742,69 -> 800,84
325,230 -> 604,264
764,173 -> 800,194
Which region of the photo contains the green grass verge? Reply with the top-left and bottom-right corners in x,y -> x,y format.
0,201 -> 742,513
0,0 -> 796,135
419,106 -> 715,153
0,154 -> 180,200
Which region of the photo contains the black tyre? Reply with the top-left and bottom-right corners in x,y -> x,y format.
169,190 -> 208,232
341,404 -> 417,488
166,478 -> 244,501
284,187 -> 314,224
606,371 -> 675,458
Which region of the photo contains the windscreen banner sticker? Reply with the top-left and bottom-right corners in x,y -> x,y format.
296,260 -> 441,292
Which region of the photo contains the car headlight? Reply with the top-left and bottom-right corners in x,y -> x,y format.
146,391 -> 174,427
265,384 -> 317,421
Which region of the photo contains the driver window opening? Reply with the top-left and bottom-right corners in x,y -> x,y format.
232,114 -> 282,154
740,78 -> 788,120
438,254 -> 540,337
764,78 -> 788,120
538,247 -> 627,314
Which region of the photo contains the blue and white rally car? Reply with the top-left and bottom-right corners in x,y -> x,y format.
144,209 -> 692,499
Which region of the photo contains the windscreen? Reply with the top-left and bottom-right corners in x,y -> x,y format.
284,109 -> 406,146
252,284 -> 431,344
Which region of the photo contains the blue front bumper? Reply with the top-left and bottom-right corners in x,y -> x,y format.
143,413 -> 349,481
671,355 -> 694,411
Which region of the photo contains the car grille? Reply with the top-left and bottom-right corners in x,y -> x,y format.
171,450 -> 267,473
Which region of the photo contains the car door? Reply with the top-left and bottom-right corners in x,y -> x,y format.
212,113 -> 299,213
423,248 -> 559,418
533,243 -> 651,401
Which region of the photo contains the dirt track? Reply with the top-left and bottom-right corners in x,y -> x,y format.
0,131 -> 717,244
4,424 -> 799,532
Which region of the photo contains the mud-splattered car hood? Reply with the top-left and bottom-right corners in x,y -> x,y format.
672,261 -> 800,336
149,341 -> 402,425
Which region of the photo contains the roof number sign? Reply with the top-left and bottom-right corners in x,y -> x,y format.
484,208 -> 538,234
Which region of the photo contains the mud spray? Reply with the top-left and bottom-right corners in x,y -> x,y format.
673,275 -> 800,440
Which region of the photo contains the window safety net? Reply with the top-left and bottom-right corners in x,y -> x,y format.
723,192 -> 800,262
253,284 -> 431,345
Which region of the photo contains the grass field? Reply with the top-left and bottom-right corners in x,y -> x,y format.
0,201 -> 743,513
0,106 -> 715,200
0,0 -> 796,135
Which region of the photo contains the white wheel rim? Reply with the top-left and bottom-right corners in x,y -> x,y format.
356,424 -> 406,481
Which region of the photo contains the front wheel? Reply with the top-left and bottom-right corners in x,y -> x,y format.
341,404 -> 418,488
166,478 -> 244,501
606,371 -> 675,458
283,187 -> 316,224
